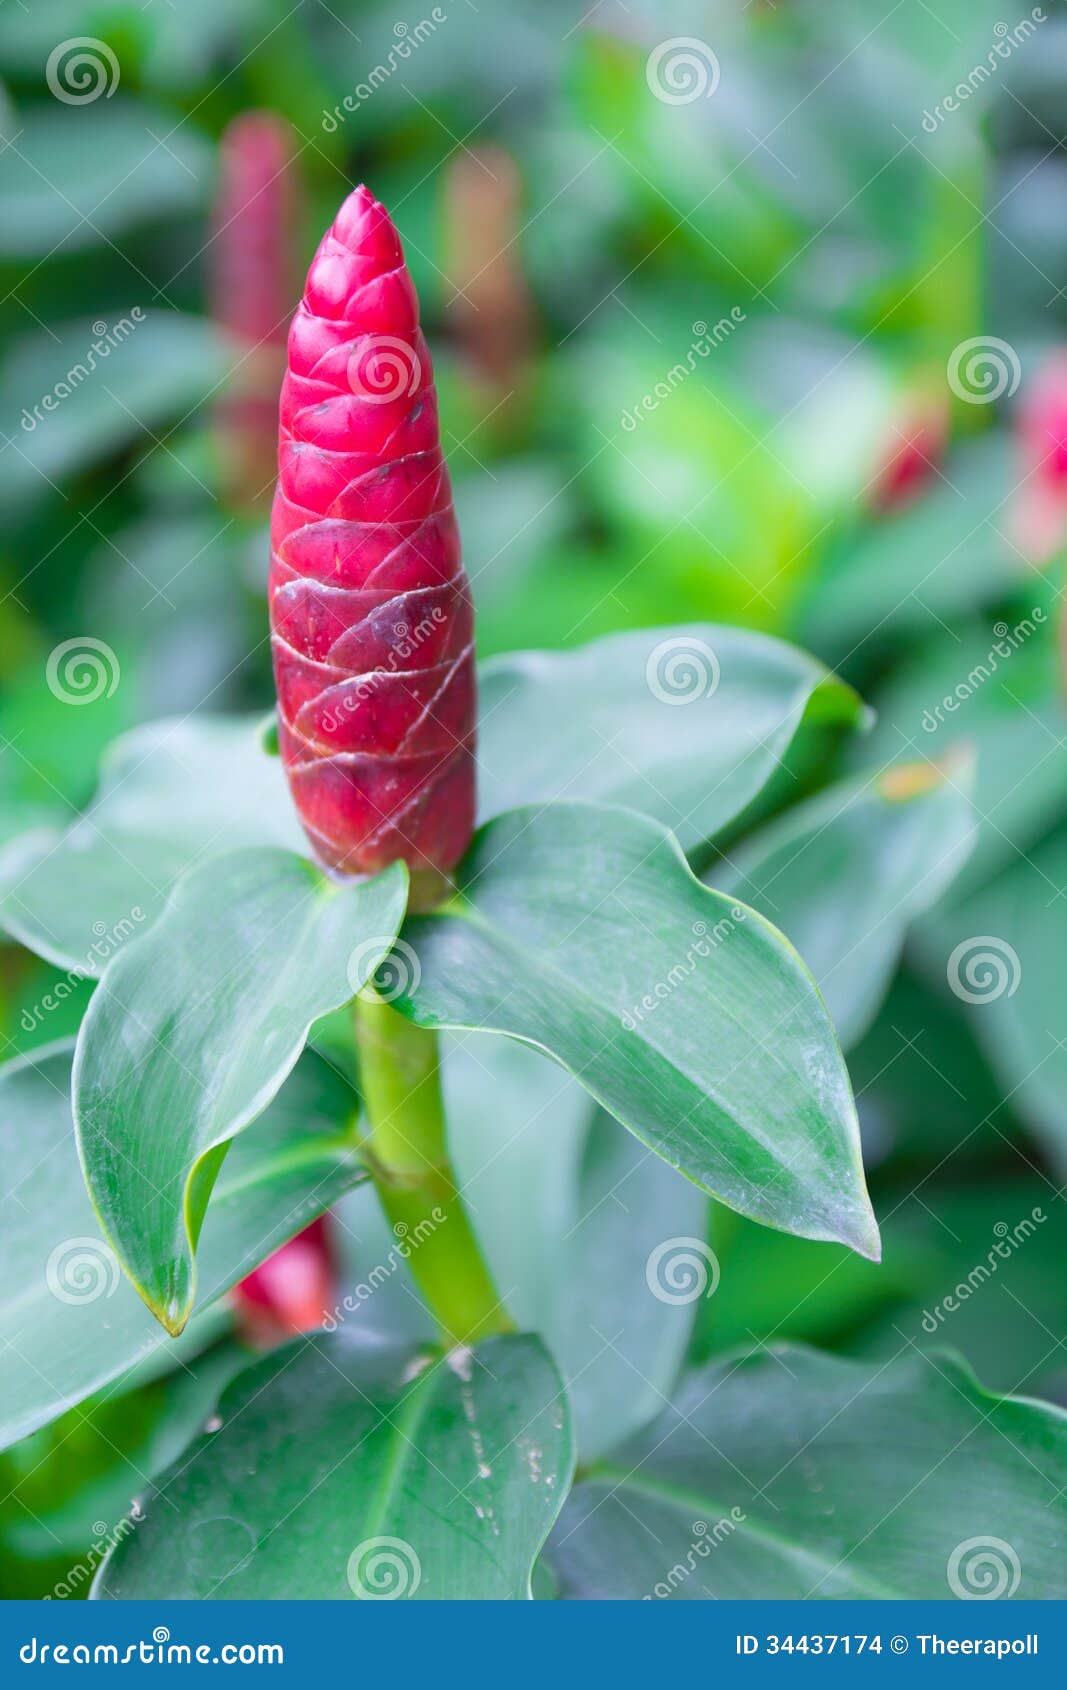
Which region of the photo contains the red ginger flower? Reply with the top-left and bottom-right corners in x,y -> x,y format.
270,185 -> 476,883
231,1216 -> 335,1347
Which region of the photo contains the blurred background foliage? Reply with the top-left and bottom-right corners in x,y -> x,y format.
2,0 -> 1067,1594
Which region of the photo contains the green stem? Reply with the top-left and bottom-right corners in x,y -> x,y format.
353,985 -> 512,1345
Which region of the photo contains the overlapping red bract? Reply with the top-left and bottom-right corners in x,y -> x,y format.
269,185 -> 476,877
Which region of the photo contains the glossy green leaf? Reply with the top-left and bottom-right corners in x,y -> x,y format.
547,1347 -> 1067,1599
0,1042 -> 366,1452
393,802 -> 879,1259
94,1333 -> 573,1599
0,717 -> 304,975
477,626 -> 866,848
0,314 -> 228,510
709,759 -> 976,1049
74,848 -> 406,1334
445,1035 -> 708,1459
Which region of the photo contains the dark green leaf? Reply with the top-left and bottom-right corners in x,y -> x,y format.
74,848 -> 406,1334
0,717 -> 303,975
394,803 -> 879,1259
477,626 -> 865,847
0,315 -> 228,510
0,1042 -> 366,1451
548,1347 -> 1067,1598
94,1333 -> 573,1599
446,1036 -> 707,1458
710,759 -> 976,1049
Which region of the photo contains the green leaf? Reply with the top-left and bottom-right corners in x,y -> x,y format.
0,716 -> 303,975
547,1347 -> 1067,1599
93,1333 -> 573,1599
0,1339 -> 245,1597
0,1042 -> 367,1452
3,624 -> 866,976
477,625 -> 865,848
858,606 -> 1067,897
393,803 -> 879,1259
0,314 -> 228,511
914,829 -> 1067,1172
709,759 -> 976,1050
798,438 -> 1024,655
74,848 -> 406,1335
445,1036 -> 708,1459
0,103 -> 212,257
